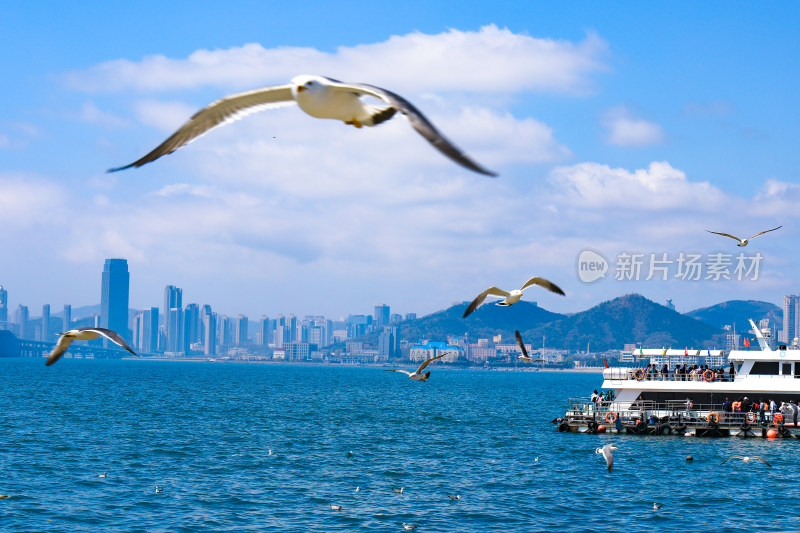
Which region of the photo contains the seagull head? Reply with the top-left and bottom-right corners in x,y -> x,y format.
291,75 -> 327,95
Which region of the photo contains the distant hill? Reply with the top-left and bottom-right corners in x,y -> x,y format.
685,300 -> 782,332
517,294 -> 725,351
398,301 -> 565,344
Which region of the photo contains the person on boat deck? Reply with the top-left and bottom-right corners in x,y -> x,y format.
732,399 -> 741,413
660,363 -> 668,380
590,390 -> 599,403
723,398 -> 732,413
685,398 -> 693,413
770,399 -> 778,420
758,399 -> 767,424
742,397 -> 753,413
729,362 -> 736,379
791,401 -> 799,427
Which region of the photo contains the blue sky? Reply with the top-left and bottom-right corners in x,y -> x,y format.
2,2 -> 799,320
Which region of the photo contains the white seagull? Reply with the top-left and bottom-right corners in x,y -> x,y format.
392,487 -> 405,494
595,444 -> 618,473
97,472 -> 107,478
387,354 -> 445,382
653,502 -> 663,510
402,524 -> 418,531
155,487 -> 164,494
515,330 -> 544,363
706,226 -> 782,247
107,74 -> 496,177
448,494 -> 461,501
47,328 -> 136,366
721,455 -> 772,467
329,503 -> 342,511
463,277 -> 565,318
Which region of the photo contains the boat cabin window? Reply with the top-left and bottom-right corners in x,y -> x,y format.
782,363 -> 792,375
750,361 -> 779,375
779,345 -> 788,350
795,363 -> 800,378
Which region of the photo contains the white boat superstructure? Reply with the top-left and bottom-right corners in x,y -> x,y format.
557,320 -> 800,438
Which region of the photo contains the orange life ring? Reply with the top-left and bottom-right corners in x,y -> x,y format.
707,412 -> 720,423
747,412 -> 756,423
605,412 -> 618,424
702,370 -> 715,382
634,369 -> 645,381
773,413 -> 784,427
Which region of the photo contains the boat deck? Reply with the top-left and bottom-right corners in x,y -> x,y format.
555,397 -> 800,438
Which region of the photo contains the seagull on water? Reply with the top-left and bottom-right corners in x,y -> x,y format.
392,487 -> 405,494
402,524 -> 418,531
448,494 -> 461,501
107,74 -> 496,177
653,502 -> 663,510
347,450 -> 354,458
596,444 -> 618,473
706,226 -> 782,247
463,277 -> 565,318
155,487 -> 164,494
47,328 -> 135,366
721,455 -> 772,467
268,449 -> 275,456
329,503 -> 342,511
388,354 -> 445,382
97,472 -> 107,478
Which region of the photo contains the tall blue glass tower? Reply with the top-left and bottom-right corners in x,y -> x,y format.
100,258 -> 130,344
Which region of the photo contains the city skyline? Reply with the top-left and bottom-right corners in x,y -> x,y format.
2,4 -> 798,320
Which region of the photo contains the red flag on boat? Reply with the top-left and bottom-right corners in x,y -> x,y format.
744,337 -> 750,348
684,347 -> 688,356
603,357 -> 609,369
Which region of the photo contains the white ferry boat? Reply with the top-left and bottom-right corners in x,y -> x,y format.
556,319 -> 800,438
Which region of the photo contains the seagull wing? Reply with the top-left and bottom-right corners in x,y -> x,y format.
388,369 -> 413,376
721,455 -> 744,465
515,330 -> 529,358
519,276 -> 566,296
463,287 -> 510,318
337,82 -> 497,177
753,456 -> 772,467
417,353 -> 445,373
81,328 -> 137,355
108,85 -> 294,171
603,447 -> 614,473
706,230 -> 744,244
748,226 -> 782,240
46,334 -> 75,366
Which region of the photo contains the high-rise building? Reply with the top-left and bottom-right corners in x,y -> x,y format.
63,304 -> 71,333
374,304 -> 390,328
378,326 -> 397,357
164,285 -> 183,353
184,303 -> 200,353
235,315 -> 248,346
203,312 -> 217,356
258,315 -> 270,346
200,305 -> 213,349
15,305 -> 29,339
138,307 -> 159,354
39,304 -> 51,341
782,295 -> 800,344
100,259 -> 130,344
0,285 -> 7,326
218,315 -> 232,347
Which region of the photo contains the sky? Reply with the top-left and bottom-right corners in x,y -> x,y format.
2,1 -> 799,320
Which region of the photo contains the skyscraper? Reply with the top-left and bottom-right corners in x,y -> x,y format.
63,304 -> 71,333
139,307 -> 159,354
236,315 -> 248,346
0,285 -> 7,326
184,303 -> 200,353
374,304 -> 390,328
100,259 -> 130,344
40,304 -> 51,341
258,315 -> 270,346
782,295 -> 800,344
15,305 -> 29,339
203,312 -> 217,356
164,285 -> 183,353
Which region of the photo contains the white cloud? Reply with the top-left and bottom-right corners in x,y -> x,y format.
77,101 -> 127,128
602,105 -> 665,147
63,25 -> 608,96
0,173 -> 65,227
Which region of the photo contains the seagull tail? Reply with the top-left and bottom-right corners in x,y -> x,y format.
422,371 -> 431,381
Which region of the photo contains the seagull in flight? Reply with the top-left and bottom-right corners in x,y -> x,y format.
721,455 -> 772,467
515,330 -> 544,363
706,226 -> 782,247
387,354 -> 445,382
596,444 -> 618,473
108,74 -> 496,176
463,277 -> 565,318
47,328 -> 135,366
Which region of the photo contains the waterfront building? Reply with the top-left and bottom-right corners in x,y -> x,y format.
410,341 -> 463,363
62,304 -> 71,333
390,313 -> 402,325
199,305 -> 212,348
781,294 -> 800,344
283,342 -> 309,361
184,303 -> 200,353
203,312 -> 217,356
15,304 -> 29,339
346,314 -> 371,338
139,307 -> 159,354
258,315 -> 270,346
40,304 -> 51,341
374,304 -> 390,328
235,314 -> 248,346
100,258 -> 130,344
164,285 -> 183,353
218,315 -> 232,347
0,285 -> 7,326
404,312 -> 417,321
378,326 -> 397,358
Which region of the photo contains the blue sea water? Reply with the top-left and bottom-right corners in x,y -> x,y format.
2,359 -> 800,532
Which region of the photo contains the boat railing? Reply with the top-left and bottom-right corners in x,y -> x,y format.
602,368 -> 739,382
564,398 -> 799,428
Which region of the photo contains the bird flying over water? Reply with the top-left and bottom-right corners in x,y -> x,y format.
706,226 -> 782,247
47,328 -> 135,366
108,74 -> 496,176
387,354 -> 444,381
595,444 -> 618,473
515,330 -> 544,363
721,455 -> 772,467
463,277 -> 565,318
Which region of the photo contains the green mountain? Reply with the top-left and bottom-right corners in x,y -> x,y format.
685,300 -> 782,332
515,293 -> 726,351
398,301 -> 565,345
